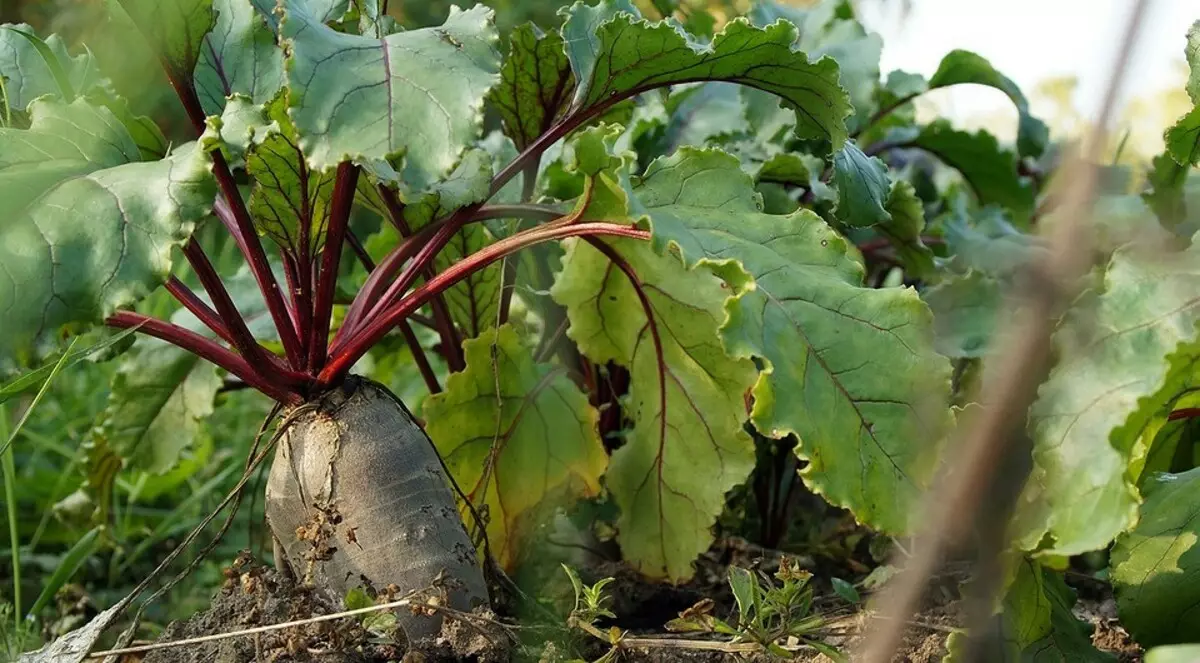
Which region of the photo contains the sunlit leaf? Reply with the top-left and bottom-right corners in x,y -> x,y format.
424,324 -> 606,568
281,0 -> 500,186
552,236 -> 758,581
560,0 -> 852,151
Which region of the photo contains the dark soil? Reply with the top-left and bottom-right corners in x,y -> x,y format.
141,553 -> 511,663
139,543 -> 1143,663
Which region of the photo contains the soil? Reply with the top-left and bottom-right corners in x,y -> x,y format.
138,543 -> 1143,663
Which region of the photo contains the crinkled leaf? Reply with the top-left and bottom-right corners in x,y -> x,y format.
424,324 -> 606,568
833,140 -> 891,226
194,0 -> 285,116
1165,106 -> 1200,168
905,120 -> 1034,221
281,1 -> 500,186
0,98 -> 214,373
927,49 -> 1049,158
618,148 -> 952,535
747,0 -> 881,127
245,98 -> 337,254
551,237 -> 758,581
879,179 -> 934,276
1111,467 -> 1200,646
561,1 -> 852,151
0,23 -> 101,111
1016,243 -> 1200,556
923,271 -> 1002,359
86,90 -> 170,161
95,339 -> 221,474
116,0 -> 215,75
491,23 -> 574,150
404,149 -> 501,336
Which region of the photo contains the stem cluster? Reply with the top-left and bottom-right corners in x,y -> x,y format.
105,66 -> 647,405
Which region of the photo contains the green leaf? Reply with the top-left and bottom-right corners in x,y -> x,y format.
1147,645 -> 1200,663
424,324 -> 606,568
244,97 -> 336,255
879,179 -> 935,277
1016,242 -> 1200,556
95,338 -> 222,474
927,49 -> 1049,158
625,148 -> 953,535
403,148 -> 502,336
830,577 -> 860,604
0,327 -> 140,404
833,140 -> 891,226
906,120 -> 1034,221
194,0 -> 285,116
0,23 -> 101,111
1111,467 -> 1200,646
116,0 -> 216,76
1165,106 -> 1200,168
943,207 -> 1043,277
551,237 -> 758,581
0,98 -> 215,373
923,271 -> 1002,359
490,23 -> 575,150
281,1 -> 500,186
996,560 -> 1113,661
747,0 -> 882,127
560,1 -> 852,151
1142,152 -> 1191,229
662,82 -> 750,150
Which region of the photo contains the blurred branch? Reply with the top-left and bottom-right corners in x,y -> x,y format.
855,1 -> 1152,661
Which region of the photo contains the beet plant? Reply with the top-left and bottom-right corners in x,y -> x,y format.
8,0 -> 1160,657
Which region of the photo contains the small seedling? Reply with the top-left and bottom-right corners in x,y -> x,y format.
667,557 -> 844,661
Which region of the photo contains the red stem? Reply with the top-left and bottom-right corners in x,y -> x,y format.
1168,408 -> 1200,421
341,197 -> 463,371
107,311 -> 299,404
581,236 -> 668,453
181,240 -> 297,384
308,163 -> 359,372
164,69 -> 304,371
320,223 -> 650,384
344,230 -> 442,395
211,149 -> 306,370
164,276 -> 234,346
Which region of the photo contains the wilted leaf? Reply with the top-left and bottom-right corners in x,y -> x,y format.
424,324 -> 606,568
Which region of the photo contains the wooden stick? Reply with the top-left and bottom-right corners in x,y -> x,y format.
855,2 -> 1151,661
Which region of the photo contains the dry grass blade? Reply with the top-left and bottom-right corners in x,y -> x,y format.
84,595 -> 417,658
855,2 -> 1152,661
